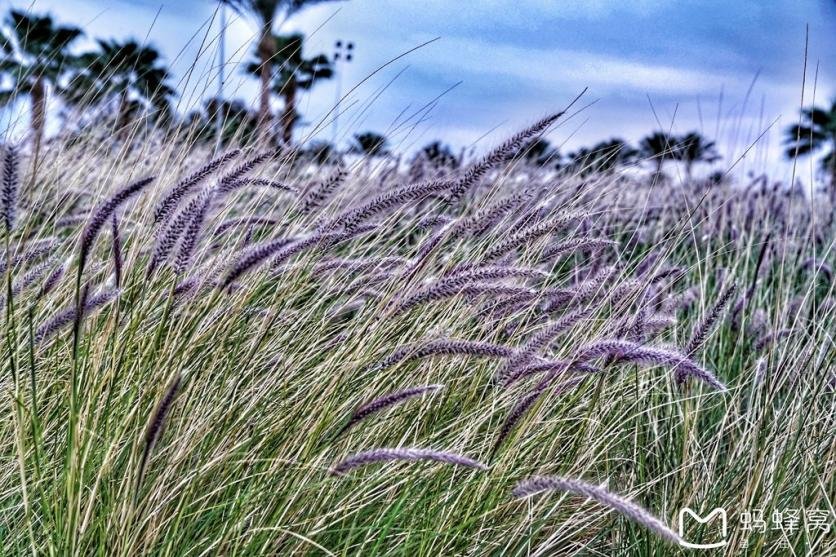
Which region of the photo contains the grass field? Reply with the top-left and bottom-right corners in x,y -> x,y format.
0,110 -> 833,555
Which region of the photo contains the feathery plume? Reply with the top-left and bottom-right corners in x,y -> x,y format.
216,151 -> 273,189
315,223 -> 378,250
0,256 -> 60,307
2,144 -> 19,232
55,215 -> 88,230
110,216 -> 123,287
148,195 -> 206,275
222,236 -> 298,288
406,267 -> 541,311
663,287 -> 699,313
541,267 -> 616,314
502,360 -> 598,388
539,237 -> 616,263
330,447 -> 487,475
511,476 -> 682,545
651,266 -> 686,285
482,212 -> 585,262
577,339 -> 727,390
80,176 -> 155,271
685,281 -> 737,356
444,265 -> 548,282
153,149 -> 240,223
36,288 -> 120,342
460,192 -> 531,237
222,231 -> 339,288
479,290 -> 541,319
416,215 -> 452,231
213,216 -> 278,236
137,374 -> 183,490
336,384 -> 444,437
0,238 -> 60,275
300,167 -> 347,214
16,256 -> 58,293
174,278 -> 198,299
393,282 -> 536,316
642,313 -> 677,338
446,99 -> 584,203
218,177 -> 297,195
327,178 -> 453,232
269,233 -> 332,268
372,339 -> 513,373
494,375 -> 583,452
497,307 -> 592,382
37,260 -> 68,300
311,256 -> 407,276
173,192 -> 213,275
330,270 -> 398,298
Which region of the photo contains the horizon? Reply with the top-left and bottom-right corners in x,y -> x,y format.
1,0 -> 835,184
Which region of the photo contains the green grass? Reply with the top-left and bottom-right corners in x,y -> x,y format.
0,129 -> 833,556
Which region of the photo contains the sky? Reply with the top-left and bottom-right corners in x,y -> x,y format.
3,0 -> 836,181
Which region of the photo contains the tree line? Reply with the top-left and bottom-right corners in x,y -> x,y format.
0,3 -> 833,184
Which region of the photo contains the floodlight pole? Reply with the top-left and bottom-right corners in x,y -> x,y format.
332,39 -> 354,147
215,2 -> 226,153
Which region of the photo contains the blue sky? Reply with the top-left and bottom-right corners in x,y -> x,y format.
4,0 -> 836,179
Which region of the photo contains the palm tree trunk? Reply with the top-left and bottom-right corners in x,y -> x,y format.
830,149 -> 836,201
117,90 -> 131,139
831,137 -> 836,194
257,23 -> 275,137
280,79 -> 296,146
28,78 -> 47,204
30,77 -> 46,147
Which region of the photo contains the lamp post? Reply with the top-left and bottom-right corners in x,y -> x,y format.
332,39 -> 353,146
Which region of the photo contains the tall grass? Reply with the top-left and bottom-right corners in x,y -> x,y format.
0,113 -> 833,556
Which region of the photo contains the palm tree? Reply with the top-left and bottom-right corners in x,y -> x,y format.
639,131 -> 677,176
0,9 -> 82,147
514,138 -> 560,167
418,141 -> 459,169
302,139 -> 338,164
185,97 -> 259,145
349,131 -> 389,157
66,39 -> 175,136
245,33 -> 332,145
674,132 -> 720,180
784,100 -> 836,187
222,0 -> 342,135
570,138 -> 636,175
596,139 -> 637,169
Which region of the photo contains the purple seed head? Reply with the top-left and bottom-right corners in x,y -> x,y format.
80,176 -> 155,272
110,215 -> 123,287
336,384 -> 444,438
330,447 -> 487,476
511,476 -> 682,545
2,144 -> 20,232
154,149 -> 240,224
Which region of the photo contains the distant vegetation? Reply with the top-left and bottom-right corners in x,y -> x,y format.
1,6 -> 834,188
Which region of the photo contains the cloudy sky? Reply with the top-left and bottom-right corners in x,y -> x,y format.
4,0 -> 836,179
